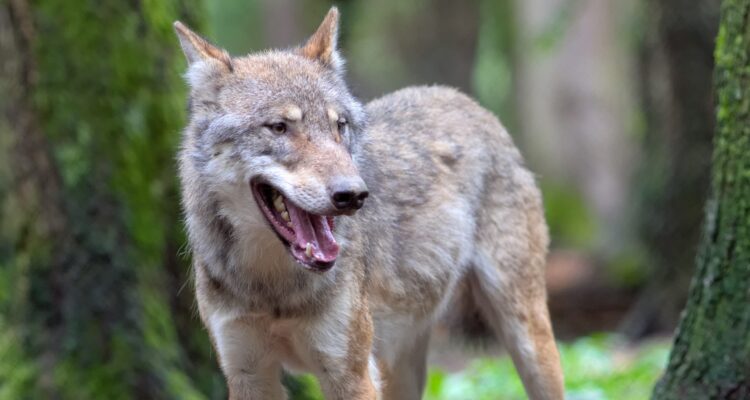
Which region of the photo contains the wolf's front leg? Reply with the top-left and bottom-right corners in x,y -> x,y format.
208,315 -> 287,400
297,295 -> 379,400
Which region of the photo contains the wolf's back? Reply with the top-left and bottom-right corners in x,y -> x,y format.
350,85 -> 542,322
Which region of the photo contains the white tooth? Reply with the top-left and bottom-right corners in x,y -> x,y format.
281,211 -> 290,221
287,221 -> 293,228
305,243 -> 313,257
274,196 -> 285,212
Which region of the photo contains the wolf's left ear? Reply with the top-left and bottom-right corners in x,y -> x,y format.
174,21 -> 233,72
300,7 -> 343,71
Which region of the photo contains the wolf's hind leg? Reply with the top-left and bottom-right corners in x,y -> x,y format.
469,260 -> 564,399
468,236 -> 564,399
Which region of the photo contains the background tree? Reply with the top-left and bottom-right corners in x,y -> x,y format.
0,0 -> 224,398
622,0 -> 719,338
652,0 -> 750,396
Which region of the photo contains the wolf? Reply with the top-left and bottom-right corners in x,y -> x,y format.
174,7 -> 564,400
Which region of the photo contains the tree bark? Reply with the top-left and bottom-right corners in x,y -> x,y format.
652,0 -> 750,397
0,0 -> 223,398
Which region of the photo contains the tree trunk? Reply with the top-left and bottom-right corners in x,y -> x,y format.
514,0 -> 639,252
0,0 -> 223,398
622,0 -> 719,338
652,0 -> 750,397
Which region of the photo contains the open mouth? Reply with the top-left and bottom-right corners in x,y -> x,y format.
251,182 -> 339,272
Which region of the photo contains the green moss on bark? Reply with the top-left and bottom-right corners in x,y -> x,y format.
0,0 -> 223,398
652,0 -> 750,398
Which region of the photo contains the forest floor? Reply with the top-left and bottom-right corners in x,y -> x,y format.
424,249 -> 671,399
425,334 -> 670,400
291,333 -> 670,399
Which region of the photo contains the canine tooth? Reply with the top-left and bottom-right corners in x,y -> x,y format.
281,211 -> 290,221
273,196 -> 285,212
305,243 -> 313,257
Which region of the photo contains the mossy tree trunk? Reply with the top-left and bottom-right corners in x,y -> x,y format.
0,0 -> 224,398
652,0 -> 750,397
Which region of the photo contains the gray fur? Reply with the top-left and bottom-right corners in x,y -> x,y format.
175,8 -> 563,400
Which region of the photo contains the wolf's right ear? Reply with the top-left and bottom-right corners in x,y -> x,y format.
173,21 -> 233,72
300,7 -> 343,72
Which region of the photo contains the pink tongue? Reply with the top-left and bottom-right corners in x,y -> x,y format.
285,200 -> 339,263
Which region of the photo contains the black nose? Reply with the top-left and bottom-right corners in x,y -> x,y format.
330,178 -> 369,211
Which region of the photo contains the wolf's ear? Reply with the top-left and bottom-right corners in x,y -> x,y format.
300,7 -> 343,71
173,21 -> 233,72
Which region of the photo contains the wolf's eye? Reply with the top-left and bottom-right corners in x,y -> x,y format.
266,122 -> 288,135
337,118 -> 347,131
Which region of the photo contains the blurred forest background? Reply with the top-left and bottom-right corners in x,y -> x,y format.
0,0 -> 728,398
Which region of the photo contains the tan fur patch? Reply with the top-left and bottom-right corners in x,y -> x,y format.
327,107 -> 339,122
529,303 -> 565,398
345,305 -> 372,377
327,108 -> 343,143
284,105 -> 303,121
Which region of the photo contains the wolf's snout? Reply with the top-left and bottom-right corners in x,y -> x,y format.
329,177 -> 369,211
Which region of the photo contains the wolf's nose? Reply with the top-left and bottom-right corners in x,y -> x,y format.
330,178 -> 369,211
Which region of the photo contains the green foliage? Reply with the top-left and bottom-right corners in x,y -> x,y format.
284,373 -> 326,400
0,321 -> 36,400
471,0 -> 516,130
542,183 -> 597,248
426,334 -> 669,400
206,0 -> 264,54
271,335 -> 668,400
532,0 -> 581,53
607,249 -> 650,288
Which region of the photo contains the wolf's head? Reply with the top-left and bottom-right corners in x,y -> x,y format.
175,8 -> 367,272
